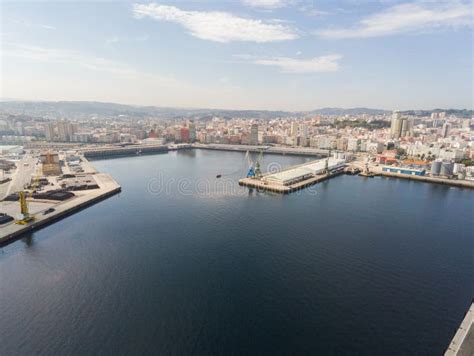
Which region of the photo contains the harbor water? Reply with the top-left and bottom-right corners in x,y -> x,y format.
0,149 -> 472,354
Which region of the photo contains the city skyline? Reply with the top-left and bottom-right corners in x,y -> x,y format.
2,0 -> 473,111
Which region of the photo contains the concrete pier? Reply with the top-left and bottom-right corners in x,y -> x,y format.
376,171 -> 474,189
0,172 -> 121,246
445,302 -> 474,356
82,144 -> 168,159
193,143 -> 329,157
239,171 -> 343,193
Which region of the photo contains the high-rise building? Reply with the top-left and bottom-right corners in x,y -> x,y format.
180,127 -> 190,142
57,121 -> 69,141
390,112 -> 413,139
250,124 -> 259,145
290,122 -> 298,137
57,120 -> 75,141
300,124 -> 308,147
390,117 -> 403,139
188,121 -> 196,142
441,123 -> 451,138
401,118 -> 413,137
45,122 -> 55,141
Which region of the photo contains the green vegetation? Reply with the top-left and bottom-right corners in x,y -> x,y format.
332,119 -> 390,129
459,159 -> 474,166
396,148 -> 406,156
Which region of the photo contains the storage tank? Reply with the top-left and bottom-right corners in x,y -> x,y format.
430,160 -> 442,176
440,161 -> 454,176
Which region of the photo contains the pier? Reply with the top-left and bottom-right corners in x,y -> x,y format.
239,171 -> 344,193
239,157 -> 346,194
81,144 -> 168,159
193,143 -> 329,157
0,153 -> 121,246
445,302 -> 474,356
0,172 -> 121,246
376,170 -> 474,189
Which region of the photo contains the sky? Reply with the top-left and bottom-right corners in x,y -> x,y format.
1,0 -> 473,111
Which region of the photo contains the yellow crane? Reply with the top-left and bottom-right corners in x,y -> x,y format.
15,173 -> 41,225
16,191 -> 34,225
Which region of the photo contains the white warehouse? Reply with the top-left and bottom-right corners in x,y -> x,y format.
264,158 -> 346,186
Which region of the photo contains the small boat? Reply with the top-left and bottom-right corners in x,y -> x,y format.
216,174 -> 222,178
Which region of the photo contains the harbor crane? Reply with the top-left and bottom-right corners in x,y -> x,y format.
245,151 -> 255,178
16,173 -> 40,225
246,150 -> 264,179
254,150 -> 263,178
16,191 -> 34,225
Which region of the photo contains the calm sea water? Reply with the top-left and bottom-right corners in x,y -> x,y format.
1,149 -> 472,355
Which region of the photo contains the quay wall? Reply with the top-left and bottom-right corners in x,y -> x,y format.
0,180 -> 121,246
378,171 -> 474,189
82,145 -> 168,159
193,144 -> 328,157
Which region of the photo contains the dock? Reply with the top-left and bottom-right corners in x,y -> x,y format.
238,157 -> 346,194
81,144 -> 168,159
0,152 -> 121,246
193,143 -> 329,157
445,302 -> 474,356
239,171 -> 343,193
376,170 -> 474,189
0,172 -> 121,246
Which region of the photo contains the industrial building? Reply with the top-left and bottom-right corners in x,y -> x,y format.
430,160 -> 455,177
264,167 -> 314,186
264,158 -> 346,186
40,152 -> 62,176
304,158 -> 346,175
382,166 -> 426,176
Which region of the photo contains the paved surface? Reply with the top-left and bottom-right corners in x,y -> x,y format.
371,167 -> 474,188
0,154 -> 38,200
0,172 -> 120,244
0,154 -> 121,244
194,143 -> 329,156
445,303 -> 474,356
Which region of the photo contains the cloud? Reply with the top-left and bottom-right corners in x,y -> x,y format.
238,54 -> 342,73
297,4 -> 329,17
132,3 -> 298,42
40,24 -> 56,30
2,43 -> 138,76
242,0 -> 289,9
316,1 -> 473,39
12,19 -> 56,30
104,35 -> 149,48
